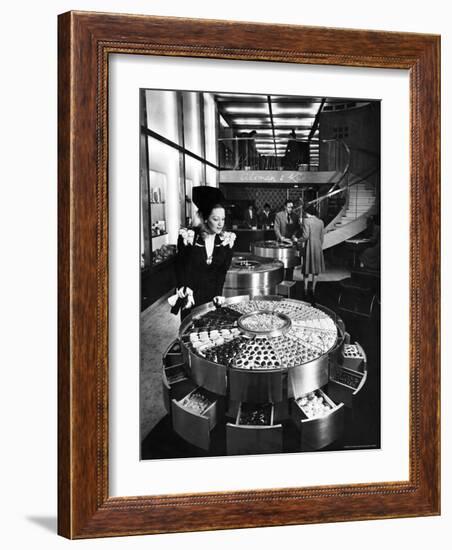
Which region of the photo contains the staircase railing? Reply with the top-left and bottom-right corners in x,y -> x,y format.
292,139 -> 351,217
324,139 -> 352,195
322,167 -> 380,232
295,151 -> 379,231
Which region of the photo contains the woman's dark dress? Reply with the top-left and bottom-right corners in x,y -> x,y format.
300,216 -> 325,275
175,229 -> 234,309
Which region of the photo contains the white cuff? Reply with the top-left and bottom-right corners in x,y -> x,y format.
168,292 -> 179,307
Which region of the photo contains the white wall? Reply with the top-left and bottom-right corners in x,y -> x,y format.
0,1 -> 449,549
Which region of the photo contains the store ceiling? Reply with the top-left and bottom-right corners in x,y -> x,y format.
214,93 -> 366,162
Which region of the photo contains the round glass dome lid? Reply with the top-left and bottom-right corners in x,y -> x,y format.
237,310 -> 292,338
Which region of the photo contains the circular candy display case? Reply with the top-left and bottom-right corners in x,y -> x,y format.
162,295 -> 367,455
251,240 -> 300,268
223,253 -> 284,298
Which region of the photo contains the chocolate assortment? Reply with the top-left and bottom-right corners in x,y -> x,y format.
202,336 -> 248,367
240,311 -> 287,332
239,403 -> 272,425
182,299 -> 338,369
342,344 -> 364,359
331,368 -> 362,389
191,306 -> 241,330
180,388 -> 214,415
229,300 -> 278,315
291,326 -> 337,353
185,328 -> 243,362
271,334 -> 318,366
232,339 -> 281,370
296,391 -> 333,419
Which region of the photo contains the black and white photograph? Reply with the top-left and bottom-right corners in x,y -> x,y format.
139,89 -> 381,459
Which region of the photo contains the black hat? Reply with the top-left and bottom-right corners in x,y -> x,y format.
192,186 -> 224,218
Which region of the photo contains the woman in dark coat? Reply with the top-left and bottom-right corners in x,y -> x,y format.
172,186 -> 236,317
298,205 -> 325,297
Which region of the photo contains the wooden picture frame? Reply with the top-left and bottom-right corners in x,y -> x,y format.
58,11 -> 440,538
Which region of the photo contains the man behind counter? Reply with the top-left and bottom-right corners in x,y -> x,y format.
274,199 -> 299,281
258,203 -> 274,229
243,202 -> 258,228
274,199 -> 298,244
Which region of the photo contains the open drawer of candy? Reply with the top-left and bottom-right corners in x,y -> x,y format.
341,342 -> 366,372
327,366 -> 368,409
164,363 -> 188,385
161,360 -> 195,415
171,387 -> 222,451
238,402 -> 273,426
226,402 -> 283,455
290,389 -> 344,450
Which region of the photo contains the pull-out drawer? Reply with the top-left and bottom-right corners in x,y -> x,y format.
162,362 -> 195,415
341,342 -> 366,372
163,339 -> 185,367
226,398 -> 289,424
290,389 -> 344,450
171,387 -> 222,450
189,354 -> 228,396
287,354 -> 329,400
327,366 -> 368,409
228,368 -> 283,403
226,402 -> 283,455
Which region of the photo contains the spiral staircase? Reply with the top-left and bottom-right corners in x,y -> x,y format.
299,139 -> 379,250
322,174 -> 377,250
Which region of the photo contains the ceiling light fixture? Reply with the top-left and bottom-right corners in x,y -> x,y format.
225,106 -> 269,114
233,118 -> 269,125
272,107 -> 318,116
272,118 -> 315,125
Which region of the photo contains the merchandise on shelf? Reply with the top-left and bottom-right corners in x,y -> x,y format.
151,244 -> 176,265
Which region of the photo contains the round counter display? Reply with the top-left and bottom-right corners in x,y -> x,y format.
251,240 -> 300,268
181,297 -> 339,372
164,295 -> 366,455
223,253 -> 284,298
